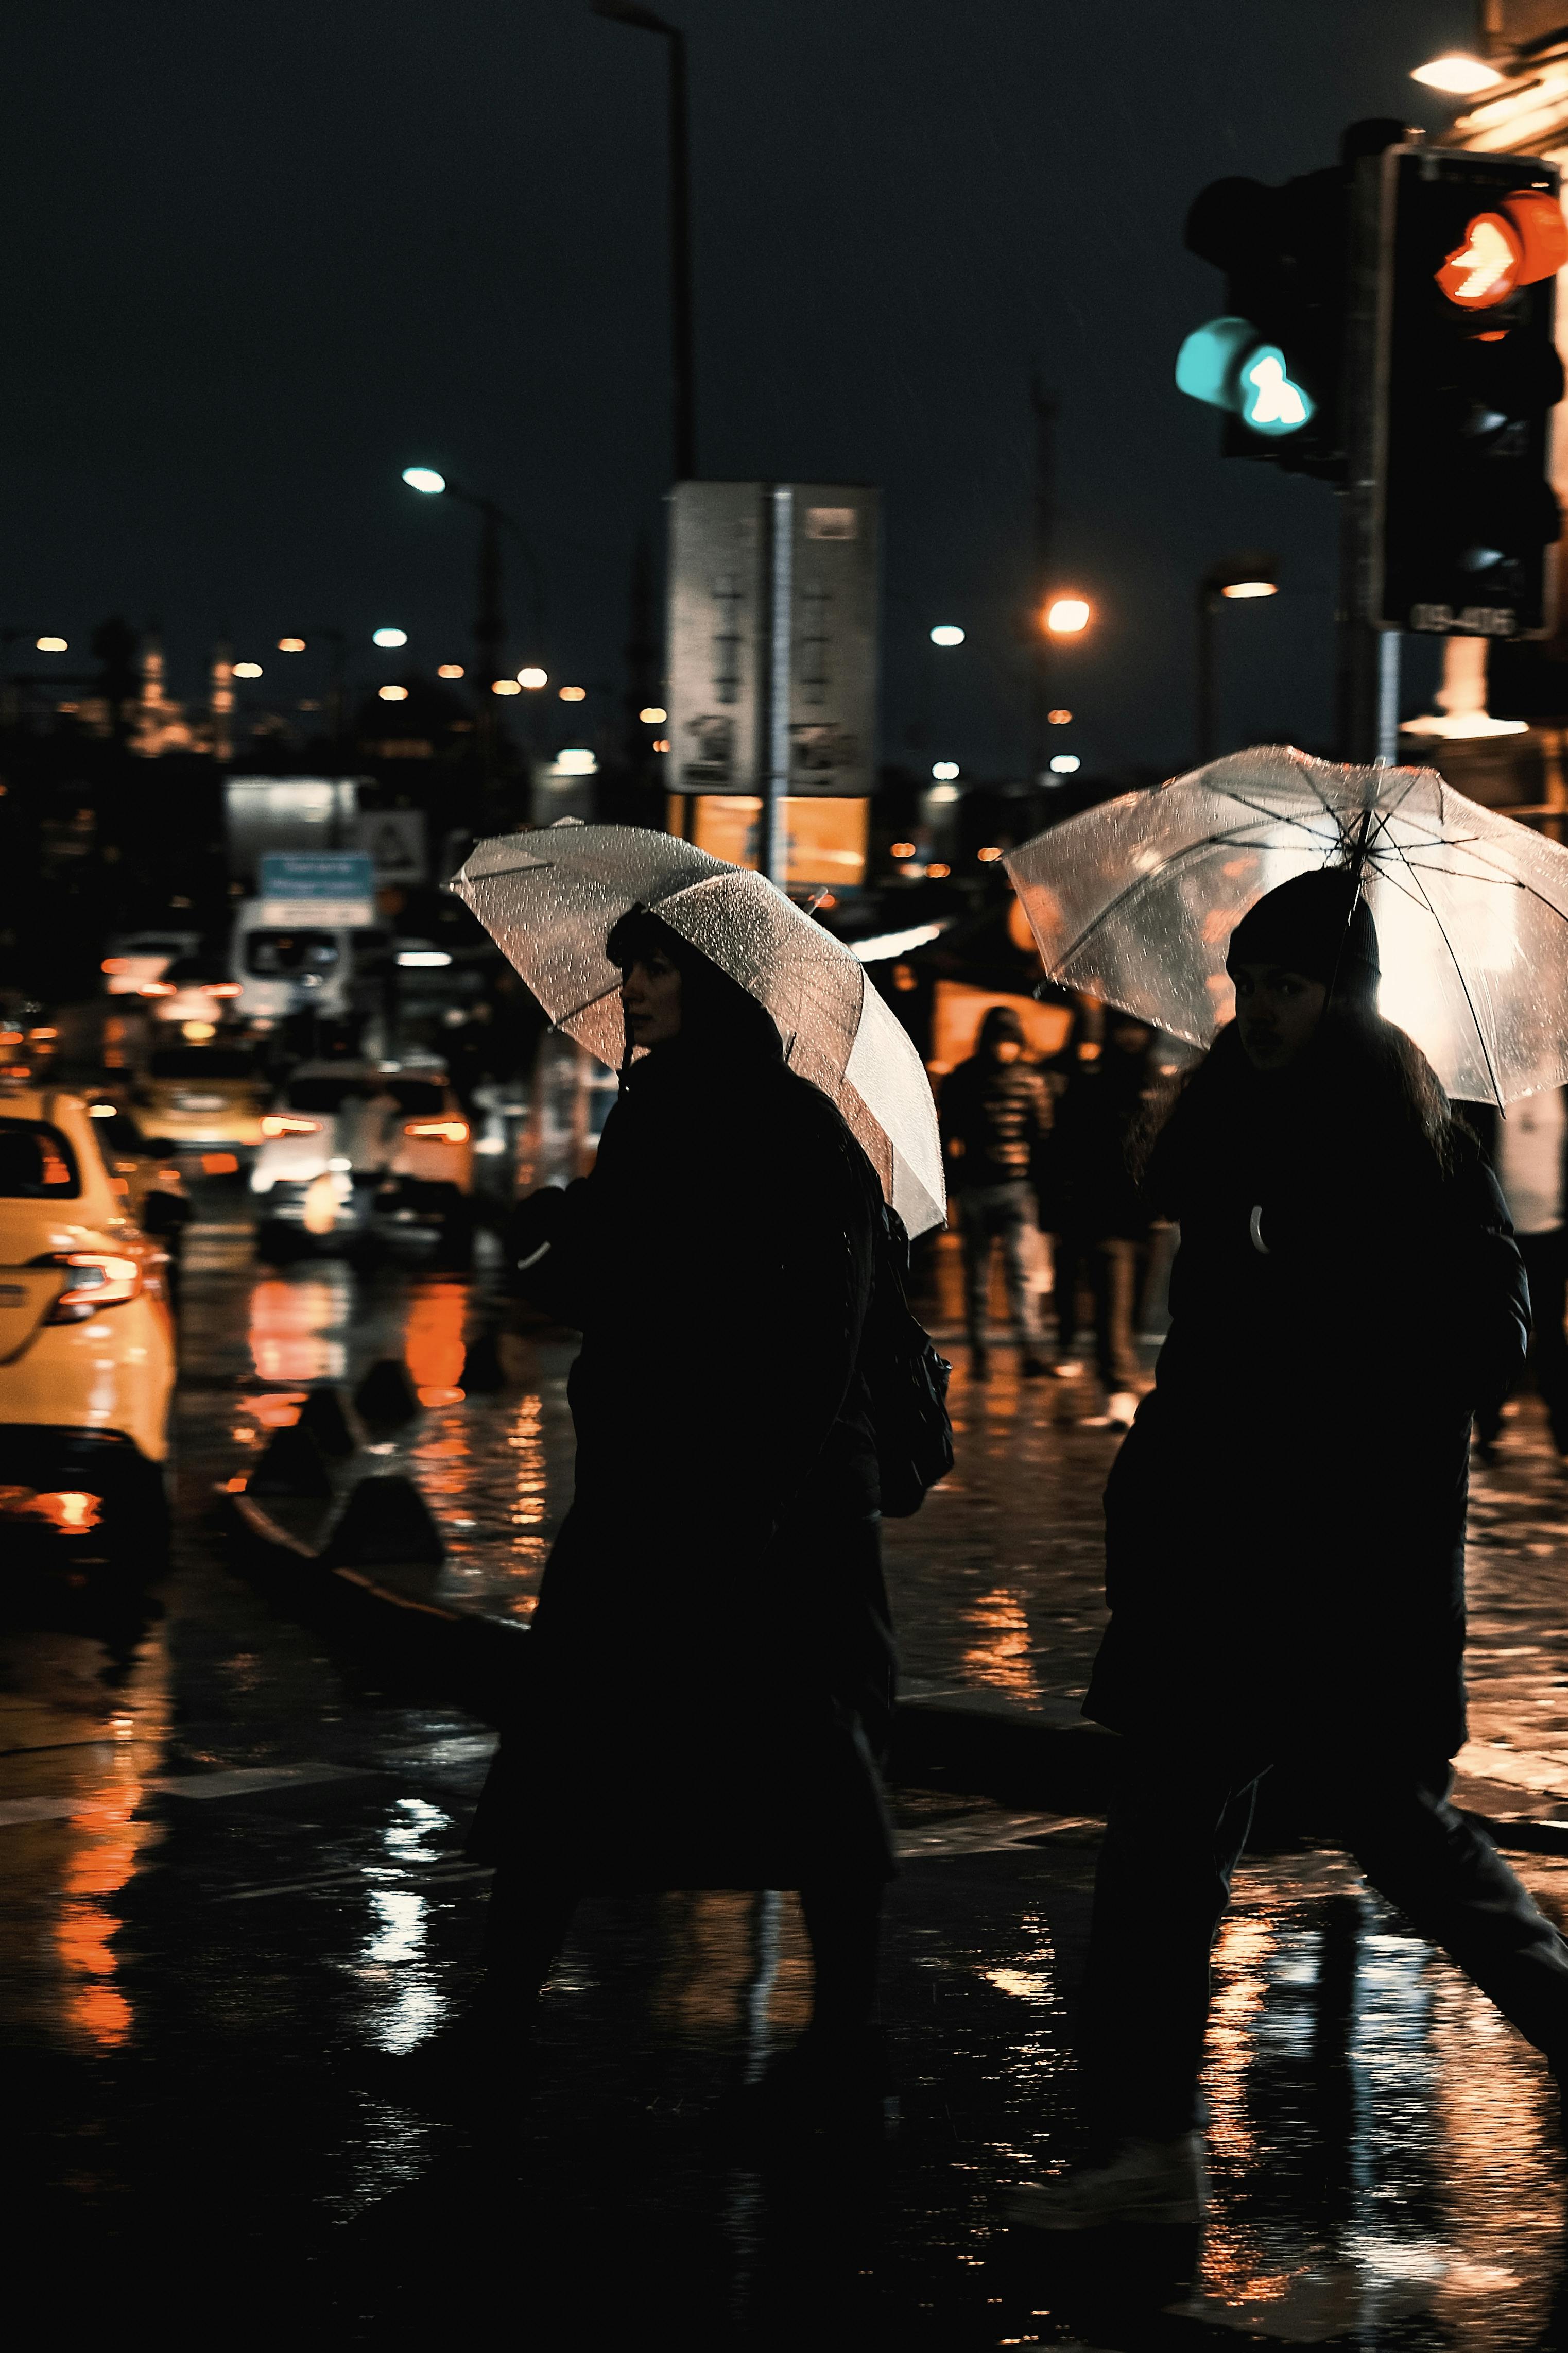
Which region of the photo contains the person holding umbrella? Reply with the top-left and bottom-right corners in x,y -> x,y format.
1008,866 -> 1568,2231
939,1003 -> 1052,1380
411,901 -> 906,2126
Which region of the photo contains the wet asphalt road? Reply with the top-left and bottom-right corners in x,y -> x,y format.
10,1188 -> 1568,2345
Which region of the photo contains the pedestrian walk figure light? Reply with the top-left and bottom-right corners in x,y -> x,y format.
1176,319 -> 1314,439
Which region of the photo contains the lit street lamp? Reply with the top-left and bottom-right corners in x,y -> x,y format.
401,465 -> 546,777
1196,554 -> 1278,764
1410,52 -> 1505,95
591,2 -> 697,480
1043,595 -> 1092,636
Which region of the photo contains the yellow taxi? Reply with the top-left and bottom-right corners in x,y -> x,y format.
0,1085 -> 176,1567
130,1041 -> 268,1170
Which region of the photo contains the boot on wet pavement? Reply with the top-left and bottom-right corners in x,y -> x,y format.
1006,2134 -> 1205,2231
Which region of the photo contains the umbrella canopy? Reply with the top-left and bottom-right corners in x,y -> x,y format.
451,823 -> 946,1234
1005,744 -> 1568,1107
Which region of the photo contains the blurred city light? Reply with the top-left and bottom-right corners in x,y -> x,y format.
402,466 -> 447,494
373,627 -> 408,649
437,663 -> 464,679
1049,753 -> 1081,774
640,705 -> 668,723
929,624 -> 965,647
927,862 -> 952,878
378,684 -> 409,702
233,661 -> 263,679
890,842 -> 917,859
278,637 -> 306,652
518,667 -> 548,689
651,738 -> 670,753
852,919 -> 948,962
559,686 -> 587,702
1044,597 -> 1091,635
929,783 -> 961,805
1411,52 -> 1504,94
492,678 -> 522,696
931,760 -> 960,781
397,950 -> 452,968
36,636 -> 67,653
555,748 -> 597,775
1220,579 -> 1278,600
1048,707 -> 1073,724
977,846 -> 1003,862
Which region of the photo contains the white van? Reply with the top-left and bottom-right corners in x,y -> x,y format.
231,903 -> 390,1027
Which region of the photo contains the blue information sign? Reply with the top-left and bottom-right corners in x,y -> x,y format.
258,851 -> 375,899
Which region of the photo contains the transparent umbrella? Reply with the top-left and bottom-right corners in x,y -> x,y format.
1005,745 -> 1568,1106
450,822 -> 946,1234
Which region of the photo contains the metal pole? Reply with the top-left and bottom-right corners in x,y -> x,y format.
1196,586 -> 1218,764
473,498 -> 505,782
1375,630 -> 1401,764
1029,376 -> 1057,778
667,26 -> 697,480
762,484 -> 792,885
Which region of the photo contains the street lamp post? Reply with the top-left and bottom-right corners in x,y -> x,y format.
402,468 -> 546,782
592,1 -> 697,480
1196,555 -> 1278,765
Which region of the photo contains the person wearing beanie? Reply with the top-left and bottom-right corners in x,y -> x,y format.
1008,866 -> 1568,2236
939,1002 -> 1052,1379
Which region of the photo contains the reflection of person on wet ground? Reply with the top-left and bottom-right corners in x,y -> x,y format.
386,907 -> 898,2129
939,1003 -> 1050,1380
1011,869 -> 1568,2234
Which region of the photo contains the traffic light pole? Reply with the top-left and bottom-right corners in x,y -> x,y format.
1336,148 -> 1398,763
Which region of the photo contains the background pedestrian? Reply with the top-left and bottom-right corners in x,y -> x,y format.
939,1004 -> 1050,1380
1466,1087 -> 1568,1461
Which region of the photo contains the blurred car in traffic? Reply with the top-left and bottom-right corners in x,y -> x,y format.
232,911 -> 393,1029
250,1059 -> 474,1264
129,1042 -> 268,1170
83,1100 -> 192,1292
0,1083 -> 176,1570
101,928 -> 199,997
140,953 -> 243,1038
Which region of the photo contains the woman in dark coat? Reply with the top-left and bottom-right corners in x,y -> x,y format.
1012,867 -> 1568,2233
461,907 -> 896,2106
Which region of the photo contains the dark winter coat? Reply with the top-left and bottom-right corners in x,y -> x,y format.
939,1052 -> 1050,1188
469,1029 -> 896,1889
1084,1018 -> 1528,1758
1035,1041 -> 1162,1241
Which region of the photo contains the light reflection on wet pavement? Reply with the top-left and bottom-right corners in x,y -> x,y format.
8,1210 -> 1568,2341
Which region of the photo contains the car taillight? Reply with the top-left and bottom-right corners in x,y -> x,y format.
40,1252 -> 144,1323
139,982 -> 176,998
404,1119 -> 470,1143
209,982 -> 241,998
102,958 -> 128,974
261,1114 -> 322,1137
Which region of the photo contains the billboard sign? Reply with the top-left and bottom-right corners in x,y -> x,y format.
666,481 -> 879,796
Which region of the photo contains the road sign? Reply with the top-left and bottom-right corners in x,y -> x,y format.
666,481 -> 880,801
255,850 -> 376,926
354,811 -> 427,885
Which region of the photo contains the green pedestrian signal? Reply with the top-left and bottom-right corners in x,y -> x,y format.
1176,318 -> 1314,437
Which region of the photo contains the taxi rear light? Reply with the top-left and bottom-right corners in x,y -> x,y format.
139,982 -> 176,998
39,1251 -> 144,1322
209,982 -> 242,998
261,1114 -> 322,1137
404,1119 -> 470,1143
102,958 -> 128,974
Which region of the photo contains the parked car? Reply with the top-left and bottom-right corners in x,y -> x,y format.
0,1083 -> 176,1570
250,1060 -> 474,1264
141,954 -> 244,1038
129,1043 -> 268,1169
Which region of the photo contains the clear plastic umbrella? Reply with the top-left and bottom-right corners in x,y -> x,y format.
1005,745 -> 1568,1106
450,822 -> 946,1234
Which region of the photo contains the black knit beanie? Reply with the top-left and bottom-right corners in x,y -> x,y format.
1226,868 -> 1380,1003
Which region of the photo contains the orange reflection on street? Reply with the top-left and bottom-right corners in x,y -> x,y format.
506,1393 -> 549,1609
52,1637 -> 170,2052
404,1281 -> 466,1399
248,1273 -> 350,1382
1195,1908 -> 1274,2305
961,1585 -> 1040,1702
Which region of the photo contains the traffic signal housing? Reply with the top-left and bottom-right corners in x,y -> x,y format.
1377,147 -> 1565,638
1177,162 -> 1352,481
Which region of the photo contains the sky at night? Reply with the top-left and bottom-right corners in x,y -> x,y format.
0,1 -> 1483,782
